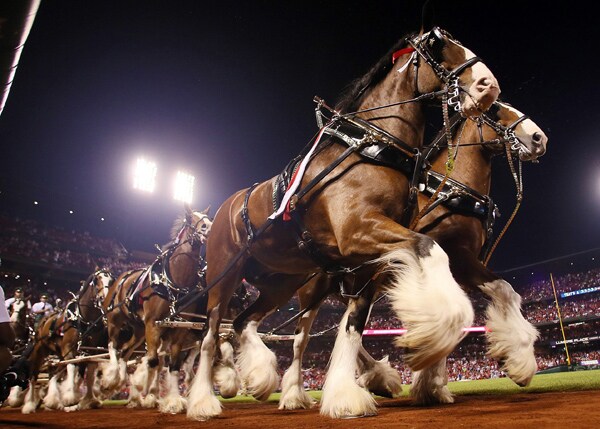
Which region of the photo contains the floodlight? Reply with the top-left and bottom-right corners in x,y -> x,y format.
133,158 -> 157,193
173,170 -> 195,204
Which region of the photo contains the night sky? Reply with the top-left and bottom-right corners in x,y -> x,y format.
0,1 -> 598,273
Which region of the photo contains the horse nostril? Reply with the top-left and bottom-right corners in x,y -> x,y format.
532,132 -> 543,143
477,77 -> 492,89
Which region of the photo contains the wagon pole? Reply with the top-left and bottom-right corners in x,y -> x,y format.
124,343 -> 199,367
52,353 -> 111,366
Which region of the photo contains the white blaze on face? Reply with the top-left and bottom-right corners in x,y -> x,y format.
100,273 -> 111,298
460,44 -> 500,104
498,101 -> 547,159
193,212 -> 213,241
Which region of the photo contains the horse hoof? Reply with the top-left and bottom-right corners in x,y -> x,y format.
340,412 -> 377,419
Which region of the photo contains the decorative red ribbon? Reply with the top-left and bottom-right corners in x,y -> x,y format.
391,47 -> 415,64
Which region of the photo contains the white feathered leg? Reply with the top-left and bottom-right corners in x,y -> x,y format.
75,363 -> 102,411
158,369 -> 187,414
42,374 -> 63,410
214,339 -> 240,399
182,345 -> 199,394
480,279 -> 538,386
7,386 -> 25,407
127,359 -> 148,408
410,358 -> 453,405
100,342 -> 121,392
356,349 -> 403,398
186,306 -> 223,420
320,309 -> 377,418
379,243 -> 474,371
21,380 -> 39,414
279,309 -> 317,410
60,364 -> 81,406
130,357 -> 149,393
140,364 -> 160,408
127,383 -> 143,408
236,320 -> 279,401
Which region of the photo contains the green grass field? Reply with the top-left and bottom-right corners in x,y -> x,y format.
101,369 -> 600,406
220,369 -> 600,403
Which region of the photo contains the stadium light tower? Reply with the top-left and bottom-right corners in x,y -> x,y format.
133,157 -> 157,193
173,170 -> 195,204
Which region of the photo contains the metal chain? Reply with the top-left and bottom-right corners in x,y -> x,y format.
408,88 -> 463,231
483,144 -> 524,266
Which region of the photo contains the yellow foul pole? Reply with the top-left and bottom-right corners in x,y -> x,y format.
550,272 -> 571,366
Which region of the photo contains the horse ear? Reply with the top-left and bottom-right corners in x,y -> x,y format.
201,205 -> 211,215
184,203 -> 193,215
420,0 -> 436,33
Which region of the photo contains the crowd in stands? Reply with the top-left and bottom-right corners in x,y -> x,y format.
0,215 -> 144,274
517,268 -> 600,302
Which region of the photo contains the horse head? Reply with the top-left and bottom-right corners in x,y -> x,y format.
180,205 -> 213,245
80,268 -> 114,312
410,27 -> 500,117
347,26 -> 501,146
93,268 -> 115,300
482,101 -> 548,161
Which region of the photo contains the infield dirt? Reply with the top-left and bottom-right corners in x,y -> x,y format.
2,390 -> 600,429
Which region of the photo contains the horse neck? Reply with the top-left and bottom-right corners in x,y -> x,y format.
431,124 -> 492,195
356,69 -> 425,148
168,241 -> 199,289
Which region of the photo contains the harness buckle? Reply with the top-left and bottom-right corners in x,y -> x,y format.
288,195 -> 299,212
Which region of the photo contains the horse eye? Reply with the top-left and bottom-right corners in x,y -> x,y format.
488,103 -> 501,120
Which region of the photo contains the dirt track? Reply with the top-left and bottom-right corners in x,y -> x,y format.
2,390 -> 600,429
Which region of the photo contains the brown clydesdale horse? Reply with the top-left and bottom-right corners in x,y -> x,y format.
274,100 -> 547,411
100,206 -> 212,410
186,26 -> 501,420
20,268 -> 114,414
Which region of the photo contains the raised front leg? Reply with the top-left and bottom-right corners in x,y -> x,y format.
233,273 -> 307,402
480,278 -> 538,386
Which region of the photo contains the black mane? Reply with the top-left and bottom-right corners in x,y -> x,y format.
335,33 -> 417,113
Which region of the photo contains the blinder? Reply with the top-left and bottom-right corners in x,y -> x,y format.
409,27 -> 483,84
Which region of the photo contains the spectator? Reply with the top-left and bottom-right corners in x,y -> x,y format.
4,287 -> 32,313
31,293 -> 53,327
0,285 -> 15,374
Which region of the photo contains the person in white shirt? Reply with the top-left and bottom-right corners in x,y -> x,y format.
0,286 -> 15,374
31,294 -> 53,327
4,287 -> 31,314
